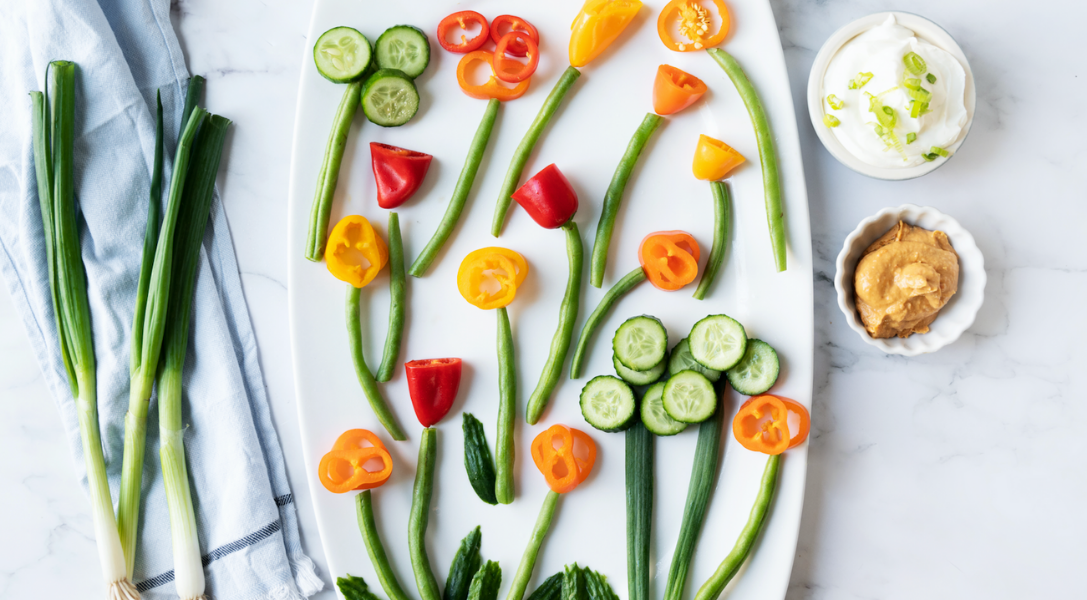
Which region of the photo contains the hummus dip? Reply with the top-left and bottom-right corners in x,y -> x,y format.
854,221 -> 959,338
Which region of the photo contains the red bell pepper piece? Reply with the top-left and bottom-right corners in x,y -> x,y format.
489,15 -> 539,57
511,163 -> 578,229
494,32 -> 540,83
437,11 -> 490,53
370,142 -> 433,209
404,358 -> 463,427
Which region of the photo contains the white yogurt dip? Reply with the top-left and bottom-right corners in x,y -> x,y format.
821,16 -> 967,168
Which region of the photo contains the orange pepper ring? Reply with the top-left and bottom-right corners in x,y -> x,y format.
733,396 -> 791,455
318,445 -> 393,493
639,231 -> 701,291
657,0 -> 731,52
456,50 -> 531,101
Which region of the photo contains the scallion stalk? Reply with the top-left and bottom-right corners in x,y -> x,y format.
31,60 -> 140,600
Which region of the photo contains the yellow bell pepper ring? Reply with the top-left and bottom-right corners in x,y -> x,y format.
692,134 -> 746,180
457,247 -> 529,310
569,0 -> 644,68
325,215 -> 389,288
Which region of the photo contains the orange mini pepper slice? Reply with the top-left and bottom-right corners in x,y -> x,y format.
733,395 -> 808,455
325,215 -> 389,288
777,397 -> 811,449
531,424 -> 597,493
456,50 -> 531,101
318,429 -> 394,493
457,247 -> 529,310
653,65 -> 707,116
569,0 -> 644,68
657,0 -> 730,52
639,230 -> 701,291
692,134 -> 746,181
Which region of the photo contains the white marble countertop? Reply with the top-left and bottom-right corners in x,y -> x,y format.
3,0 -> 1084,598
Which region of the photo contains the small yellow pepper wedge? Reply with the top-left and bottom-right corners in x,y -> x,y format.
325,215 -> 389,288
692,134 -> 746,180
457,247 -> 529,310
569,0 -> 644,68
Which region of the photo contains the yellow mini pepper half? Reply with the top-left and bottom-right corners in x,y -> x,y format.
692,134 -> 746,180
569,0 -> 644,68
325,215 -> 389,288
457,247 -> 529,310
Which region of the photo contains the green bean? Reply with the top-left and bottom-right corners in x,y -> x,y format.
693,181 -> 731,301
491,67 -> 581,237
347,284 -> 406,440
495,306 -> 517,504
569,267 -> 647,379
526,221 -> 583,425
377,212 -> 406,381
589,113 -> 664,288
356,491 -> 413,600
410,98 -> 501,277
506,490 -> 561,600
305,81 -> 363,261
707,49 -> 786,272
626,421 -> 653,600
410,428 -> 442,600
663,396 -> 724,600
692,454 -> 781,600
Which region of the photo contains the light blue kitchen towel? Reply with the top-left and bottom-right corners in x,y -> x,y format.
0,1 -> 323,599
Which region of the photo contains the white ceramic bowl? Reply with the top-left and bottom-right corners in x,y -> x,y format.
807,12 -> 976,180
834,204 -> 985,355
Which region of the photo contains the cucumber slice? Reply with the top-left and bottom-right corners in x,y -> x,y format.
375,25 -> 430,79
662,370 -> 716,423
725,339 -> 780,396
688,314 -> 747,371
313,27 -> 372,83
613,352 -> 667,386
580,375 -> 636,432
612,315 -> 668,372
669,338 -> 721,383
640,382 -> 687,436
361,69 -> 419,127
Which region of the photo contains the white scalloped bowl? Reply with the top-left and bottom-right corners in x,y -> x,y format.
834,205 -> 985,355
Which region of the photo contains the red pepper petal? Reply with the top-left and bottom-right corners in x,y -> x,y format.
489,15 -> 540,57
370,142 -> 433,209
404,358 -> 463,427
511,163 -> 579,229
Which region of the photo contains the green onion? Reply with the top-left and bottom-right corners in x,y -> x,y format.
866,93 -> 897,129
822,114 -> 840,128
158,109 -> 232,600
906,132 -> 917,144
922,153 -> 938,161
930,146 -> 949,157
927,73 -> 937,84
909,99 -> 931,119
31,60 -> 140,600
903,78 -> 922,91
118,76 -> 204,578
903,52 -> 927,75
826,94 -> 844,110
848,72 -> 873,89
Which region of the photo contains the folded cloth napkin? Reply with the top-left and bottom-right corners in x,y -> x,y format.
0,1 -> 322,598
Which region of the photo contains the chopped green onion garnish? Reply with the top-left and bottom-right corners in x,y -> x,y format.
905,86 -> 931,103
826,94 -> 844,110
909,99 -> 930,119
926,73 -> 937,84
872,124 -> 907,159
903,78 -> 922,91
866,92 -> 898,129
929,146 -> 949,157
848,72 -> 874,89
922,153 -> 938,161
823,114 -> 840,127
903,52 -> 926,75
906,132 -> 917,144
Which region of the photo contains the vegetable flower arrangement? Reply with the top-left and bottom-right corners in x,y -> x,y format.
457,247 -> 529,504
505,425 -> 597,600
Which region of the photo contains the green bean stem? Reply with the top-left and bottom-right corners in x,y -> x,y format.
410,428 -> 442,600
526,221 -> 583,425
410,98 -> 500,277
707,49 -> 786,272
347,284 -> 407,440
692,454 -> 781,600
663,395 -> 724,600
305,81 -> 363,261
589,113 -> 664,288
626,421 -> 653,600
495,306 -> 517,504
376,212 -> 406,381
506,490 -> 561,600
569,267 -> 647,379
693,181 -> 731,300
357,491 -> 413,600
491,67 -> 581,237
